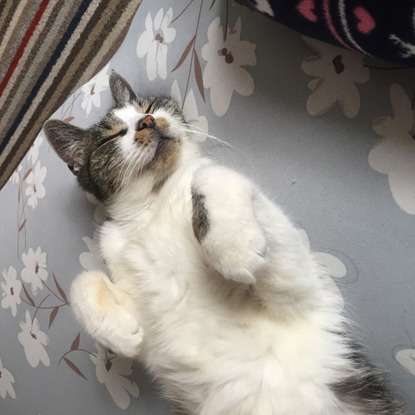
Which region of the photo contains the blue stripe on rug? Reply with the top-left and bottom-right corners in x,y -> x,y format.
0,0 -> 92,154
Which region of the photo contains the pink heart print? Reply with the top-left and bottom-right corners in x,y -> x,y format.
297,0 -> 318,22
354,6 -> 376,34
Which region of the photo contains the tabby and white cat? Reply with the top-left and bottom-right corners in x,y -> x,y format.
44,72 -> 404,415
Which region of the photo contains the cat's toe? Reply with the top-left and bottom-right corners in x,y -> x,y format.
121,326 -> 144,357
225,250 -> 268,284
226,268 -> 257,285
210,234 -> 269,284
110,325 -> 144,358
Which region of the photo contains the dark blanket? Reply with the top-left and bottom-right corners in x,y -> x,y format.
246,0 -> 415,67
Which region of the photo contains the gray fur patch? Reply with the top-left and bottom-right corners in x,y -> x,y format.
330,338 -> 405,414
191,188 -> 210,243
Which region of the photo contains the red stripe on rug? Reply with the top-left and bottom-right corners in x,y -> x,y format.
0,0 -> 50,97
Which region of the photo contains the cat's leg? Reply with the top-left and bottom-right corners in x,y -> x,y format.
70,270 -> 143,358
191,165 -> 268,284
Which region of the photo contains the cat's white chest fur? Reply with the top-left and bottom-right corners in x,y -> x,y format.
79,161 -> 346,415
100,160 -> 204,294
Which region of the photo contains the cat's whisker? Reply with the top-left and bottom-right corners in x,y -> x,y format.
122,149 -> 141,188
186,127 -> 225,165
126,151 -> 145,186
185,126 -> 258,180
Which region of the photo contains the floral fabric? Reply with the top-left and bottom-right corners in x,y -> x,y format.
1,0 -> 415,414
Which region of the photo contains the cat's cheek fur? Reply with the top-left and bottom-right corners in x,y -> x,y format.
151,107 -> 184,139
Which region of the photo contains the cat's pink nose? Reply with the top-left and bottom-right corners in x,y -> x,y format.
138,115 -> 155,130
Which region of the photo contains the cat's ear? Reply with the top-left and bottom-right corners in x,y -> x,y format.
109,71 -> 137,107
43,119 -> 86,175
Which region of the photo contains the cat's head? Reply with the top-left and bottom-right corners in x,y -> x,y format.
44,71 -> 196,201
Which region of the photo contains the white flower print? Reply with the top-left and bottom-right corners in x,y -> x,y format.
25,160 -> 46,209
201,17 -> 256,117
136,8 -> 176,81
91,343 -> 139,409
171,80 -> 208,141
395,348 -> 415,376
1,267 -> 22,317
10,164 -> 22,184
255,0 -> 274,16
298,230 -> 347,307
301,36 -> 370,118
369,84 -> 415,215
79,229 -> 106,272
86,192 -> 107,224
27,135 -> 44,164
0,359 -> 16,399
18,310 -> 50,367
81,63 -> 110,116
21,247 -> 48,295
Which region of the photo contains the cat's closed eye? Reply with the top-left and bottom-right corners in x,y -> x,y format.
97,129 -> 128,148
144,98 -> 157,114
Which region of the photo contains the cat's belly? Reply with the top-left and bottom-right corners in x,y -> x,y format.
102,243 -> 343,414
102,204 -> 343,414
115,221 -> 335,386
140,290 -> 339,414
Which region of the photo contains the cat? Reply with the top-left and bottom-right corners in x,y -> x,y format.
44,71 -> 404,415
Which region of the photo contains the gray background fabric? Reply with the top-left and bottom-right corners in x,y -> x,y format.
1,0 -> 415,413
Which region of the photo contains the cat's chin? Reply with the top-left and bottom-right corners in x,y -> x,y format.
150,137 -> 180,177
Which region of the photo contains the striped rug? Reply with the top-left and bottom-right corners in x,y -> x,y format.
0,0 -> 142,191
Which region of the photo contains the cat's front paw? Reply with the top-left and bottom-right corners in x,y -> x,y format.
101,309 -> 144,358
71,271 -> 144,358
209,231 -> 269,284
108,329 -> 143,358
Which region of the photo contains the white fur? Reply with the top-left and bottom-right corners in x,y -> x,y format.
113,106 -> 157,168
70,105 -> 361,415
